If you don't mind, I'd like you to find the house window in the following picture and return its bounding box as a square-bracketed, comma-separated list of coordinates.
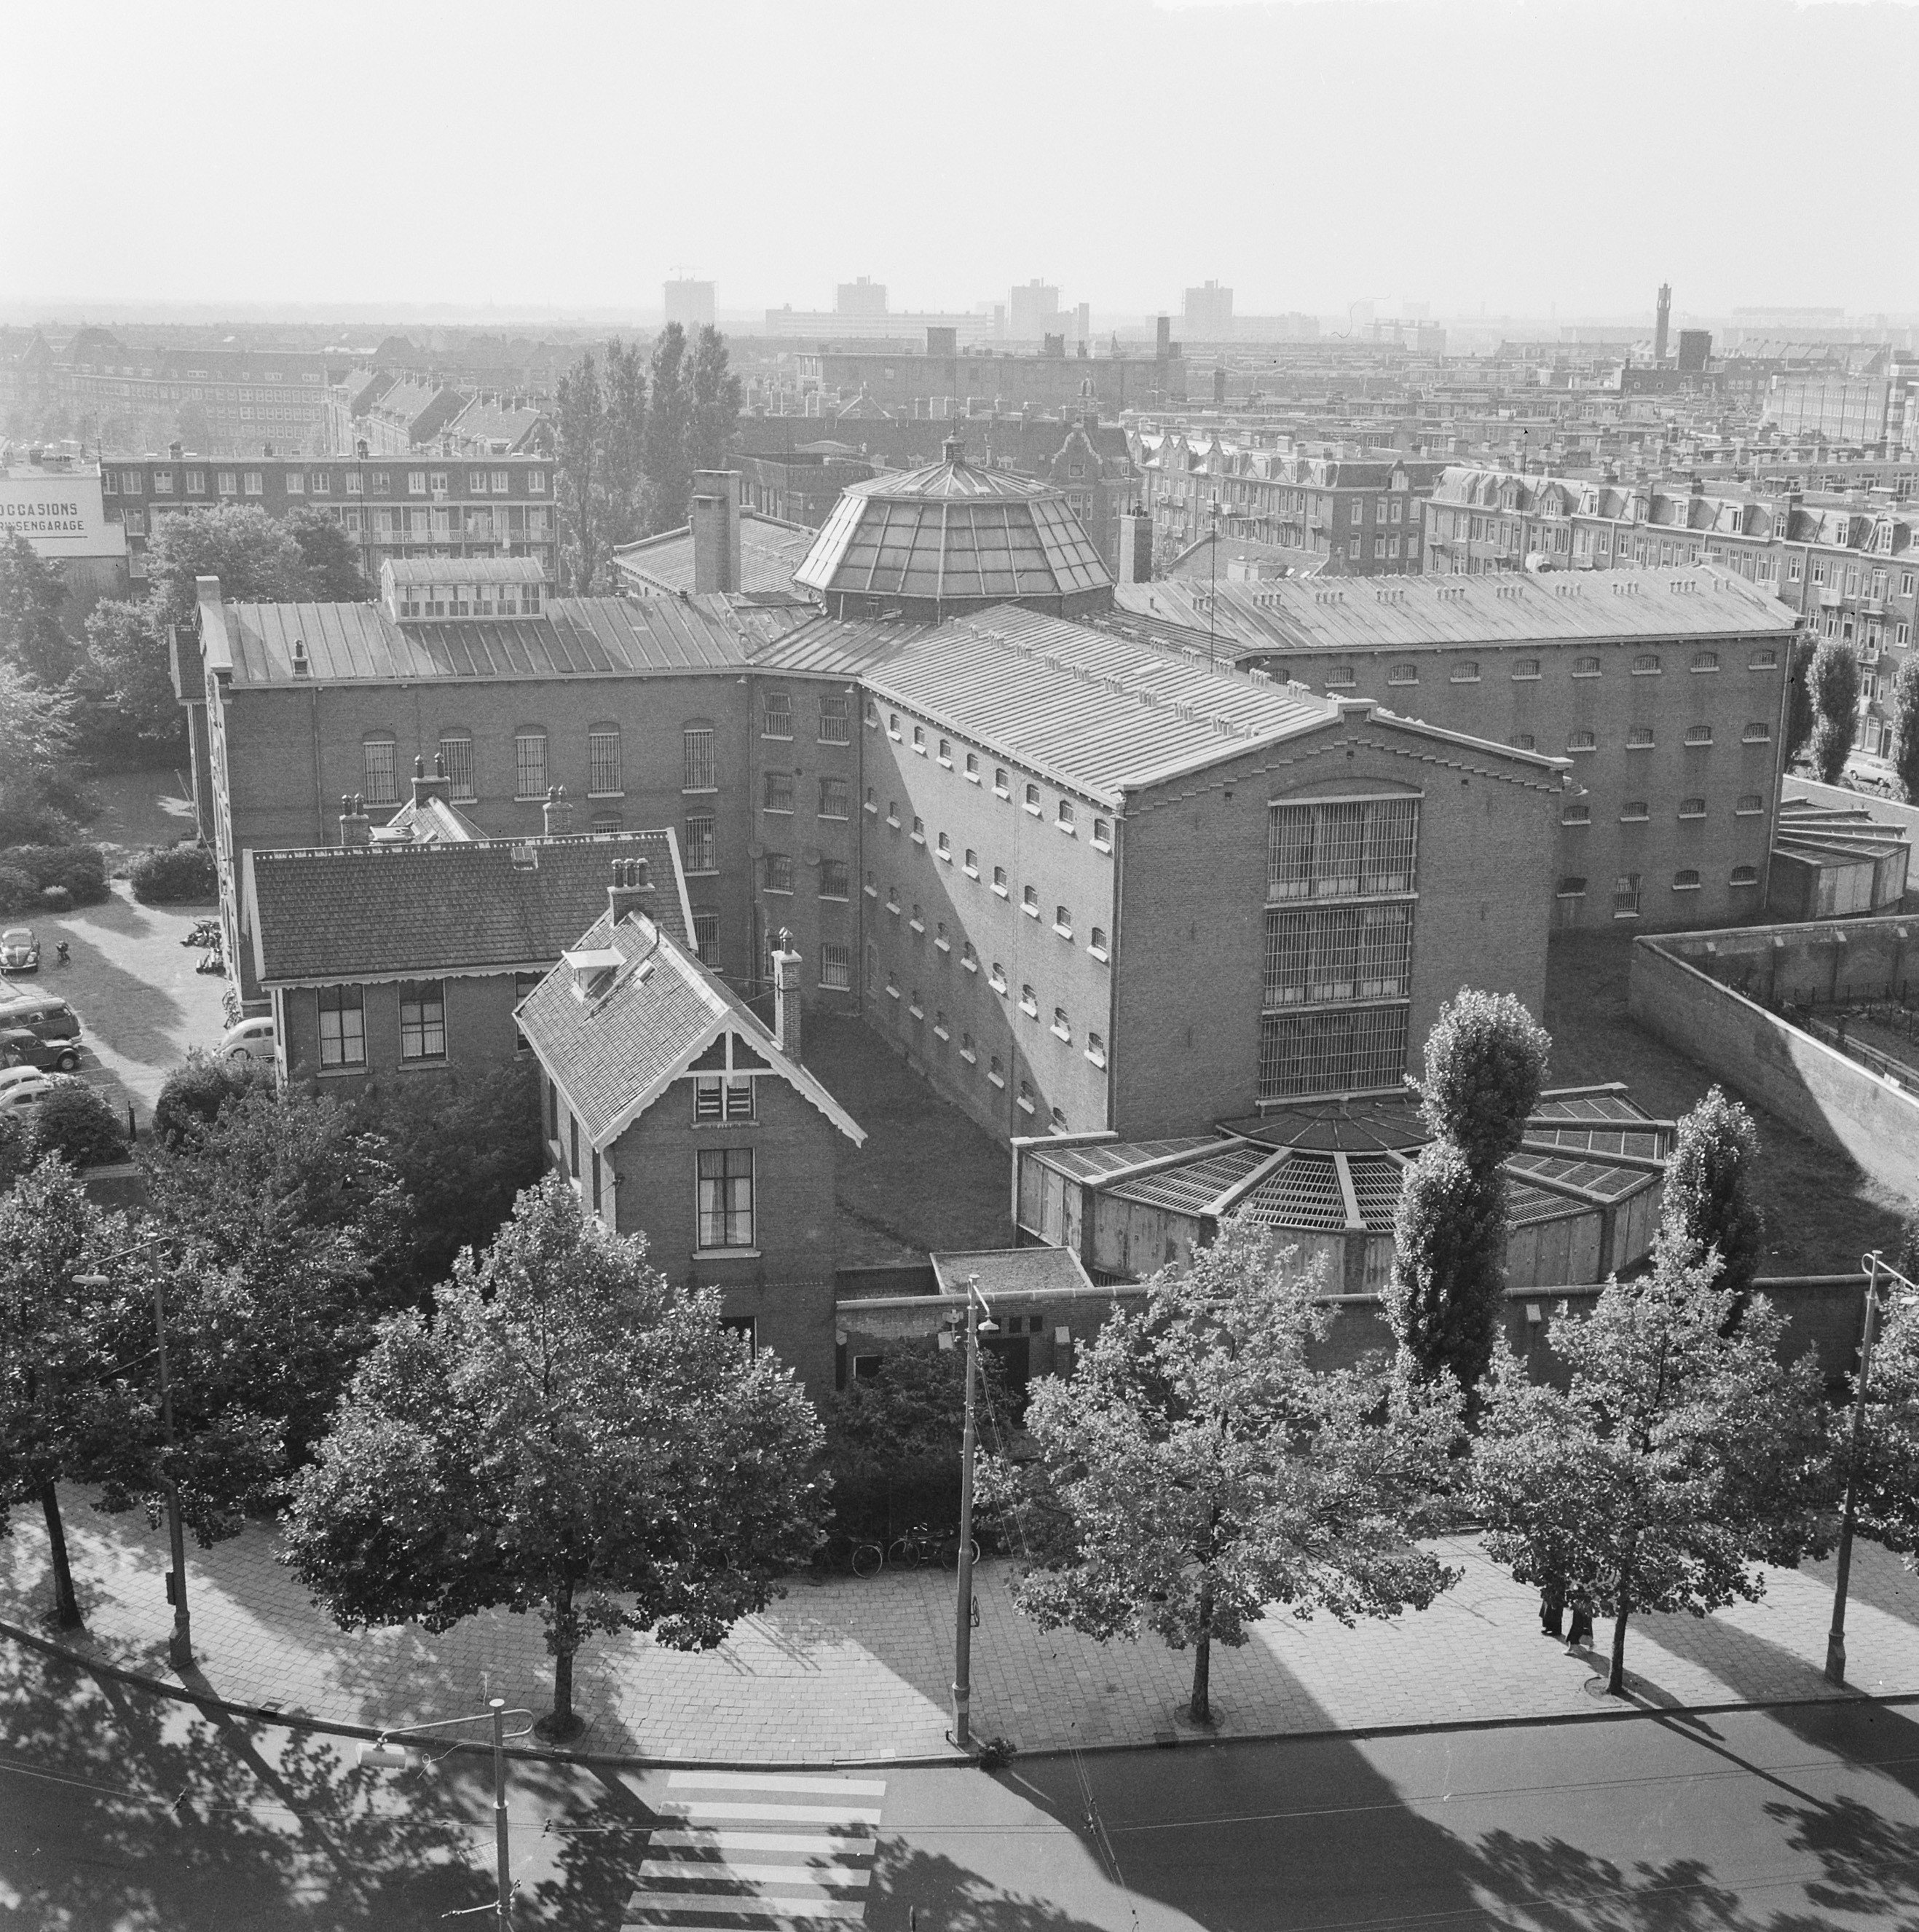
[1052, 1006, 1071, 1041]
[763, 693, 793, 738]
[570, 1114, 579, 1178]
[693, 911, 720, 964]
[363, 736, 398, 805]
[696, 1148, 755, 1250]
[244, 472, 264, 496]
[938, 739, 953, 767]
[1024, 783, 1041, 814]
[763, 853, 794, 894]
[683, 727, 716, 790]
[937, 831, 951, 860]
[1054, 905, 1072, 937]
[591, 1148, 602, 1213]
[1022, 886, 1040, 917]
[1056, 800, 1076, 832]
[1017, 1079, 1036, 1114]
[821, 943, 851, 990]
[695, 1075, 755, 1123]
[1092, 818, 1112, 851]
[993, 865, 1009, 895]
[398, 980, 446, 1060]
[819, 693, 851, 743]
[1020, 984, 1039, 1016]
[965, 752, 980, 781]
[763, 771, 795, 813]
[438, 734, 476, 800]
[588, 728, 622, 797]
[684, 813, 716, 872]
[994, 768, 1010, 798]
[913, 725, 927, 754]
[1086, 1030, 1107, 1068]
[317, 985, 365, 1069]
[819, 776, 848, 819]
[514, 731, 547, 800]
[820, 859, 849, 899]
[1089, 926, 1109, 959]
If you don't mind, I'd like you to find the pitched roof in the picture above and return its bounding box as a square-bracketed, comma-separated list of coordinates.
[371, 792, 487, 844]
[516, 912, 863, 1150]
[246, 830, 693, 987]
[930, 1247, 1095, 1301]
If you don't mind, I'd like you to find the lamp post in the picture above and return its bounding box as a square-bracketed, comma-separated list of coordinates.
[360, 1699, 532, 1929]
[1825, 1248, 1917, 1686]
[951, 1273, 995, 1751]
[73, 1236, 192, 1672]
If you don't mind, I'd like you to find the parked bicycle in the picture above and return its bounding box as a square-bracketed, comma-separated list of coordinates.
[850, 1539, 885, 1579]
[181, 920, 221, 949]
[886, 1523, 981, 1570]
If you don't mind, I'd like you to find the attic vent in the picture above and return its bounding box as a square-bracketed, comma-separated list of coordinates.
[511, 843, 538, 871]
[291, 638, 310, 674]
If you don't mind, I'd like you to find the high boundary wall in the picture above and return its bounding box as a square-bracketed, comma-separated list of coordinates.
[1629, 922, 1919, 1199]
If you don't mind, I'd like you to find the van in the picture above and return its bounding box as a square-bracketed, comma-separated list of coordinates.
[0, 991, 80, 1041]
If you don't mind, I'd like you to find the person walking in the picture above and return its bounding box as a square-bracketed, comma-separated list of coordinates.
[1564, 1591, 1593, 1652]
[1538, 1580, 1565, 1639]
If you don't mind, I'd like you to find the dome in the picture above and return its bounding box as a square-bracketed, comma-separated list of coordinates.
[792, 434, 1113, 621]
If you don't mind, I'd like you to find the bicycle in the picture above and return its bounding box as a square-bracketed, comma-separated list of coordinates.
[850, 1539, 885, 1579]
[887, 1523, 945, 1569]
[939, 1534, 982, 1570]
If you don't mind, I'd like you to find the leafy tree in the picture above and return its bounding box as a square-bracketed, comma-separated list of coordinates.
[554, 347, 604, 594]
[1891, 652, 1919, 803]
[1784, 636, 1816, 770]
[1411, 990, 1551, 1174]
[0, 1112, 32, 1193]
[1657, 1087, 1765, 1309]
[599, 338, 649, 556]
[82, 599, 181, 747]
[687, 326, 742, 478]
[641, 323, 693, 535]
[0, 661, 79, 827]
[283, 1177, 829, 1736]
[152, 1049, 269, 1148]
[140, 503, 313, 634]
[988, 1217, 1461, 1724]
[1851, 1287, 1919, 1561]
[29, 1081, 125, 1169]
[285, 508, 372, 602]
[1473, 1251, 1835, 1697]
[1384, 1141, 1510, 1397]
[1810, 637, 1860, 786]
[0, 531, 78, 685]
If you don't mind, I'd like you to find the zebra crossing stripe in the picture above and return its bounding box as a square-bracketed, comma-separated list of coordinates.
[623, 1772, 884, 1930]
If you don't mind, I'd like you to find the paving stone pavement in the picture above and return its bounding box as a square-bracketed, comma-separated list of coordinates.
[2, 1490, 1915, 1763]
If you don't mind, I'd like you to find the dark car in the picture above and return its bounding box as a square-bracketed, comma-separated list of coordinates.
[0, 991, 80, 1041]
[0, 1026, 81, 1073]
[0, 927, 39, 974]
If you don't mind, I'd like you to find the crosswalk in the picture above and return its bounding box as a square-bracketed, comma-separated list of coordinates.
[623, 1771, 886, 1928]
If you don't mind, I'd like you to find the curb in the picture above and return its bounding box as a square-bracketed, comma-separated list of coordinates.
[9, 1612, 1915, 1776]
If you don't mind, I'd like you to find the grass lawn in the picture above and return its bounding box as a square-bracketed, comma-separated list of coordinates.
[1544, 929, 1910, 1277]
[802, 1013, 1013, 1265]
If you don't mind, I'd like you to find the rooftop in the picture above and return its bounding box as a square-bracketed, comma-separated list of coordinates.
[611, 513, 821, 599]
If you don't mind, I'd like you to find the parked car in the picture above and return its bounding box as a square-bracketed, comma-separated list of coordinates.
[0, 1073, 55, 1117]
[220, 1015, 276, 1067]
[0, 927, 39, 974]
[0, 1027, 82, 1073]
[0, 992, 80, 1041]
[0, 1062, 47, 1097]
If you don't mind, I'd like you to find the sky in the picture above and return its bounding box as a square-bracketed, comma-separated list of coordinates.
[4, 0, 1915, 325]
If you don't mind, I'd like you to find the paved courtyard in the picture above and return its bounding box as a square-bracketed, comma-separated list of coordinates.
[3, 1490, 1914, 1765]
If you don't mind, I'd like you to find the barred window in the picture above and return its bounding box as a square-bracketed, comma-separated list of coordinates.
[819, 693, 851, 743]
[682, 726, 716, 790]
[1632, 654, 1662, 675]
[1749, 648, 1778, 670]
[1627, 726, 1655, 749]
[1612, 874, 1642, 917]
[1730, 864, 1760, 886]
[1450, 661, 1481, 683]
[1562, 801, 1591, 825]
[1620, 800, 1650, 822]
[763, 771, 795, 813]
[1742, 722, 1772, 743]
[684, 814, 716, 872]
[1556, 876, 1588, 898]
[363, 736, 398, 806]
[1684, 724, 1714, 745]
[1325, 663, 1356, 688]
[1735, 792, 1765, 815]
[763, 853, 793, 894]
[398, 980, 446, 1060]
[1679, 797, 1706, 819]
[1268, 797, 1418, 902]
[588, 727, 621, 796]
[1567, 730, 1596, 752]
[1572, 656, 1601, 677]
[819, 777, 848, 819]
[1673, 869, 1701, 891]
[819, 859, 849, 899]
[317, 985, 365, 1069]
[693, 912, 720, 965]
[1258, 1006, 1409, 1102]
[1387, 662, 1418, 685]
[438, 733, 476, 801]
[1263, 904, 1414, 1008]
[1690, 651, 1720, 673]
[1512, 658, 1541, 680]
[763, 693, 793, 739]
[820, 943, 851, 990]
[512, 731, 546, 800]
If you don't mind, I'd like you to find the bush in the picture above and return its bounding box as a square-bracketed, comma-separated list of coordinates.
[31, 1080, 126, 1168]
[0, 866, 37, 916]
[130, 843, 217, 906]
[0, 1112, 31, 1192]
[0, 843, 109, 906]
[153, 1049, 268, 1148]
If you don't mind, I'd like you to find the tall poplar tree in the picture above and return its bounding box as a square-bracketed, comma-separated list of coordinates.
[1810, 637, 1861, 786]
[687, 326, 743, 477]
[641, 323, 693, 535]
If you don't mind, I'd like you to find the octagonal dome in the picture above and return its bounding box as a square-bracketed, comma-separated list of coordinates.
[793, 435, 1113, 621]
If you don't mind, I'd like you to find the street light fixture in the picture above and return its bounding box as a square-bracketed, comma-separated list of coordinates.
[950, 1272, 995, 1751]
[73, 1234, 192, 1673]
[1824, 1247, 1918, 1686]
[359, 1698, 534, 1929]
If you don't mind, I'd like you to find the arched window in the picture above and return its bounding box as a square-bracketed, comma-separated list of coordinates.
[588, 722, 621, 797]
[1690, 650, 1719, 673]
[1632, 654, 1662, 675]
[1730, 865, 1760, 887]
[362, 733, 398, 805]
[436, 730, 475, 800]
[682, 722, 715, 791]
[1678, 797, 1706, 819]
[1673, 869, 1701, 891]
[1627, 726, 1655, 749]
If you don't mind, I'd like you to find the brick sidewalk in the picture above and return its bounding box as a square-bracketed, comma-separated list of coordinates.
[3, 1491, 1915, 1763]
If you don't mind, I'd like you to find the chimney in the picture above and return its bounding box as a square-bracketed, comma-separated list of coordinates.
[690, 470, 742, 594]
[168, 440, 183, 460]
[771, 927, 803, 1064]
[1156, 315, 1172, 358]
[542, 784, 572, 837]
[340, 794, 371, 845]
[411, 753, 451, 805]
[1116, 510, 1155, 584]
[607, 856, 654, 926]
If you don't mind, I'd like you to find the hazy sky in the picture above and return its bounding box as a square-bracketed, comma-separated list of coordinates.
[6, 0, 1914, 323]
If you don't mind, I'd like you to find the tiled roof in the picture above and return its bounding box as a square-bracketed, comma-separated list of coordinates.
[246, 830, 692, 987]
[516, 911, 863, 1150]
[371, 793, 487, 844]
[610, 514, 820, 599]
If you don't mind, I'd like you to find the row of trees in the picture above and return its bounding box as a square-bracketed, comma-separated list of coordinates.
[552, 323, 742, 594]
[1787, 631, 1919, 803]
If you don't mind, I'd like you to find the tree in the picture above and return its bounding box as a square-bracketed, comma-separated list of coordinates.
[28, 1081, 125, 1169]
[285, 508, 372, 602]
[139, 503, 313, 634]
[1891, 652, 1919, 803]
[1851, 1288, 1919, 1561]
[283, 1177, 828, 1736]
[152, 1049, 268, 1147]
[599, 338, 648, 556]
[1657, 1087, 1765, 1309]
[641, 323, 693, 535]
[687, 326, 742, 478]
[81, 599, 181, 748]
[1810, 637, 1861, 786]
[1473, 1251, 1835, 1698]
[1411, 988, 1551, 1174]
[1784, 636, 1817, 770]
[0, 661, 80, 833]
[988, 1217, 1461, 1725]
[0, 531, 78, 685]
[554, 347, 604, 596]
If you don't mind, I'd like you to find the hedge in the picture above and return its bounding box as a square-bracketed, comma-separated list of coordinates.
[130, 843, 218, 906]
[29, 1080, 126, 1169]
[0, 843, 110, 907]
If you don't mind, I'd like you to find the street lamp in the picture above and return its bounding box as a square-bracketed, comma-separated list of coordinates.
[950, 1273, 995, 1751]
[1824, 1248, 1918, 1686]
[73, 1234, 192, 1672]
[360, 1699, 533, 1929]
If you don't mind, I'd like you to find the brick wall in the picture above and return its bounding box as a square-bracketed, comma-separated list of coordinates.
[278, 971, 530, 1092]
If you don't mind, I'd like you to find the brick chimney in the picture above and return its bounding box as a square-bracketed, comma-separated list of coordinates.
[411, 753, 451, 805]
[607, 856, 654, 926]
[1116, 510, 1154, 584]
[690, 470, 742, 594]
[339, 794, 371, 845]
[542, 784, 572, 837]
[771, 926, 803, 1064]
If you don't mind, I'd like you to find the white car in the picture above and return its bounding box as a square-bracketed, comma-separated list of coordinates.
[220, 1015, 277, 1067]
[0, 1063, 46, 1098]
[0, 1073, 55, 1116]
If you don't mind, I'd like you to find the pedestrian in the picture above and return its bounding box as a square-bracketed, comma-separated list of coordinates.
[1538, 1580, 1564, 1639]
[1565, 1593, 1593, 1652]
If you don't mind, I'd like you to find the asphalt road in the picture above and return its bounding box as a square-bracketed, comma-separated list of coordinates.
[2, 1633, 1916, 1931]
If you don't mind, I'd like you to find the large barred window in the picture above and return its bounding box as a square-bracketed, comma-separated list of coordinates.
[1263, 903, 1413, 1008]
[1268, 797, 1418, 902]
[1260, 1007, 1411, 1103]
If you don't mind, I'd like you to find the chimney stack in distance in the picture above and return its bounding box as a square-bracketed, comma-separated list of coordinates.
[340, 794, 371, 846]
[690, 470, 742, 595]
[607, 856, 654, 926]
[771, 926, 803, 1064]
[411, 753, 451, 806]
[542, 785, 572, 837]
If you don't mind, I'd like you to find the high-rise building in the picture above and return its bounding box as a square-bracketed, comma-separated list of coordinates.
[665, 280, 717, 331]
[1183, 281, 1234, 337]
[835, 277, 888, 317]
[1008, 280, 1060, 340]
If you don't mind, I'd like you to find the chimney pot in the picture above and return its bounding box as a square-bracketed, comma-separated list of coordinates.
[771, 927, 803, 1063]
[542, 784, 572, 837]
[607, 855, 655, 926]
[341, 793, 371, 846]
